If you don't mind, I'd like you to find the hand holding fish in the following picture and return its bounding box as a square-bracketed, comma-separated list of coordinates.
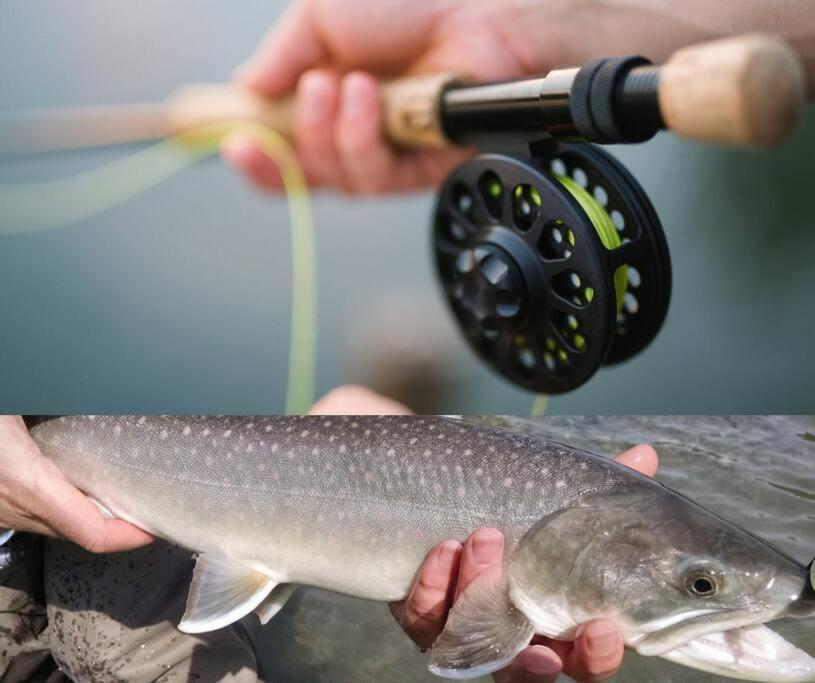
[0, 415, 153, 553]
[392, 445, 659, 682]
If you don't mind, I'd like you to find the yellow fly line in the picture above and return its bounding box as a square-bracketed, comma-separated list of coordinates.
[0, 122, 316, 414]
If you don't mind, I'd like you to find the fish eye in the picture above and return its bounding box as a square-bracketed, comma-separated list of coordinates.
[685, 571, 719, 597]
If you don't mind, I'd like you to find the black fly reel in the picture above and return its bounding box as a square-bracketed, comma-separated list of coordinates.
[433, 142, 671, 394]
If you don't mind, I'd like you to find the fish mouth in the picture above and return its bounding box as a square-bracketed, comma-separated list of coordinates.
[652, 624, 815, 682]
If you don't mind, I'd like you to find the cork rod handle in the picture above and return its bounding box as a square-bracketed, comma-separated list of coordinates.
[658, 34, 806, 148]
[167, 73, 457, 149]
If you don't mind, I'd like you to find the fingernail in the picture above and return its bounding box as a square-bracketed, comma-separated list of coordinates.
[517, 646, 562, 676]
[472, 528, 503, 564]
[301, 73, 328, 124]
[437, 540, 459, 569]
[343, 74, 368, 120]
[525, 658, 561, 676]
[586, 622, 619, 657]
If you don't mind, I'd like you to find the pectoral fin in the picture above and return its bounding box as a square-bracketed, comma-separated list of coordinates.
[429, 573, 534, 679]
[254, 583, 298, 624]
[179, 554, 278, 634]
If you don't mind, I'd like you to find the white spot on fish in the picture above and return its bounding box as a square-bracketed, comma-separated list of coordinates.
[312, 447, 319, 456]
[205, 456, 214, 466]
[300, 430, 310, 437]
[246, 423, 254, 430]
[160, 429, 168, 440]
[556, 480, 566, 489]
[525, 481, 534, 490]
[202, 428, 211, 437]
[271, 443, 279, 453]
[138, 417, 146, 425]
[247, 444, 254, 453]
[113, 425, 122, 435]
[434, 483, 443, 495]
[182, 426, 191, 436]
[387, 449, 395, 457]
[464, 449, 473, 456]
[224, 430, 232, 438]
[409, 438, 418, 445]
[475, 467, 484, 476]
[258, 462, 266, 472]
[265, 425, 274, 432]
[339, 444, 347, 454]
[323, 420, 332, 427]
[445, 448, 452, 455]
[424, 449, 431, 456]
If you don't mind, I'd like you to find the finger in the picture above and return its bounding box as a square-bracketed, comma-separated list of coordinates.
[614, 444, 659, 478]
[564, 618, 624, 682]
[221, 133, 284, 191]
[295, 69, 347, 189]
[336, 72, 402, 194]
[493, 645, 563, 683]
[390, 539, 462, 649]
[455, 527, 504, 601]
[236, 2, 327, 96]
[30, 456, 154, 553]
[309, 385, 413, 415]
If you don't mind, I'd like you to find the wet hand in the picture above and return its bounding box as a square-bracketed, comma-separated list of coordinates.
[0, 416, 153, 553]
[391, 444, 659, 682]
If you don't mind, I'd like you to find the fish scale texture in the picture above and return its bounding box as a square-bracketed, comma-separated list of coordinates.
[32, 416, 631, 601]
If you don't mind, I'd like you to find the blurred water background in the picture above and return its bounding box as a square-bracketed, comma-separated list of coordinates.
[245, 415, 815, 682]
[1, 0, 814, 414]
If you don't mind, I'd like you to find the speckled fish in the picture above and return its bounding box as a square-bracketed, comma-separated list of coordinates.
[30, 416, 815, 681]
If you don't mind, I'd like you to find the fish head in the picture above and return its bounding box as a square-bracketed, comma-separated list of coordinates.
[509, 485, 815, 681]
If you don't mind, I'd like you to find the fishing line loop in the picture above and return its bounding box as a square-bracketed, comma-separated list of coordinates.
[0, 122, 316, 414]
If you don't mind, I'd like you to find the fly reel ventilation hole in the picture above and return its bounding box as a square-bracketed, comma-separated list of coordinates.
[433, 143, 671, 394]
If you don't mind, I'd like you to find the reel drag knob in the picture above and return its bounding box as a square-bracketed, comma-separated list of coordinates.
[433, 146, 670, 394]
[452, 244, 525, 338]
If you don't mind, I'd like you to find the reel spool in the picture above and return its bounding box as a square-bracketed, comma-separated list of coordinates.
[433, 142, 671, 394]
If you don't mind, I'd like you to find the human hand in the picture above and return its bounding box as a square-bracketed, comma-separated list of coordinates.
[390, 444, 659, 682]
[222, 0, 766, 195]
[223, 0, 529, 194]
[0, 416, 153, 553]
[309, 384, 412, 415]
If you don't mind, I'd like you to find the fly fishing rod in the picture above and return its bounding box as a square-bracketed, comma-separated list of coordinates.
[0, 34, 806, 395]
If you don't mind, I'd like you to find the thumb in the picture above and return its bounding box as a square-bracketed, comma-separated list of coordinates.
[236, 2, 327, 96]
[31, 456, 153, 553]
